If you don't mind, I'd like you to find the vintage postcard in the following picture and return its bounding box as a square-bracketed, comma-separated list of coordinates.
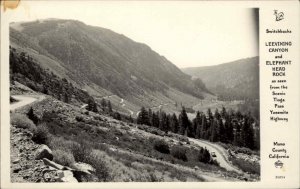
[1, 0, 299, 188]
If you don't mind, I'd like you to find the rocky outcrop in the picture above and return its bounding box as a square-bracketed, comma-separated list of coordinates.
[10, 126, 54, 182]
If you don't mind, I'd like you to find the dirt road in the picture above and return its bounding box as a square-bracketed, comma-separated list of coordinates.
[189, 138, 242, 174]
[10, 95, 41, 111]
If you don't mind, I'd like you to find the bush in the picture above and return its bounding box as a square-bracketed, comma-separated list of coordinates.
[53, 149, 75, 166]
[198, 148, 212, 164]
[153, 139, 170, 154]
[11, 113, 37, 132]
[85, 153, 112, 181]
[32, 123, 49, 144]
[70, 140, 92, 162]
[75, 116, 84, 122]
[27, 107, 39, 124]
[230, 157, 260, 175]
[48, 136, 76, 152]
[171, 146, 187, 161]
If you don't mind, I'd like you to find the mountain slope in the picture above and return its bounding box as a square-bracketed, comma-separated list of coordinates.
[10, 19, 210, 109]
[182, 57, 259, 100]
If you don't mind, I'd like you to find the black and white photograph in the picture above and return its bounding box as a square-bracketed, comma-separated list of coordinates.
[7, 1, 261, 183]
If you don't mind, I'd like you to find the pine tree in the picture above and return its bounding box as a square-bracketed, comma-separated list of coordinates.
[107, 100, 113, 113]
[221, 106, 227, 118]
[87, 98, 98, 113]
[151, 112, 160, 128]
[193, 111, 202, 138]
[241, 116, 255, 149]
[101, 98, 107, 111]
[200, 115, 208, 139]
[170, 113, 179, 133]
[214, 108, 221, 120]
[159, 111, 168, 131]
[210, 119, 219, 142]
[148, 109, 153, 126]
[178, 107, 190, 135]
[64, 92, 69, 103]
[137, 107, 149, 125]
[207, 108, 213, 121]
[128, 115, 134, 123]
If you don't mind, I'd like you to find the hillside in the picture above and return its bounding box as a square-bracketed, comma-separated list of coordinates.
[10, 19, 210, 111]
[9, 42, 260, 183]
[182, 57, 259, 100]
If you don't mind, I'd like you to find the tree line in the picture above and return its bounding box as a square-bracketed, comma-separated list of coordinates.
[137, 106, 259, 150]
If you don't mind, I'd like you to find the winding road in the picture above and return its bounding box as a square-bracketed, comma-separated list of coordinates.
[10, 95, 41, 111]
[189, 138, 242, 174]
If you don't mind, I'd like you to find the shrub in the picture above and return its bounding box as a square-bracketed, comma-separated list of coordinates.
[230, 157, 260, 175]
[70, 140, 92, 162]
[48, 136, 76, 151]
[85, 153, 112, 181]
[75, 115, 84, 122]
[27, 107, 39, 124]
[198, 147, 211, 164]
[53, 149, 75, 166]
[11, 113, 37, 132]
[171, 146, 187, 161]
[32, 123, 49, 144]
[153, 139, 170, 154]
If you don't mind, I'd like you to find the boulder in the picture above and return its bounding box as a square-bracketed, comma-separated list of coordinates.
[35, 145, 53, 160]
[12, 158, 20, 164]
[71, 162, 96, 182]
[56, 170, 78, 182]
[71, 162, 95, 174]
[42, 158, 64, 170]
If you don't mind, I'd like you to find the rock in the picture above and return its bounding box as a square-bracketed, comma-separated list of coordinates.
[71, 162, 95, 174]
[12, 158, 20, 164]
[23, 175, 30, 179]
[13, 166, 22, 173]
[42, 158, 63, 170]
[56, 170, 78, 182]
[194, 166, 199, 170]
[44, 172, 51, 181]
[35, 145, 53, 160]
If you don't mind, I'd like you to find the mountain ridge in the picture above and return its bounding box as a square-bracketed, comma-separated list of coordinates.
[10, 19, 211, 110]
[182, 57, 259, 100]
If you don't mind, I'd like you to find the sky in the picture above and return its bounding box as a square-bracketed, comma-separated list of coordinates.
[7, 1, 259, 68]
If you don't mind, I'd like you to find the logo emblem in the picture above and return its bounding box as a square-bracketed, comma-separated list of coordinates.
[274, 10, 284, 21]
[274, 160, 284, 168]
